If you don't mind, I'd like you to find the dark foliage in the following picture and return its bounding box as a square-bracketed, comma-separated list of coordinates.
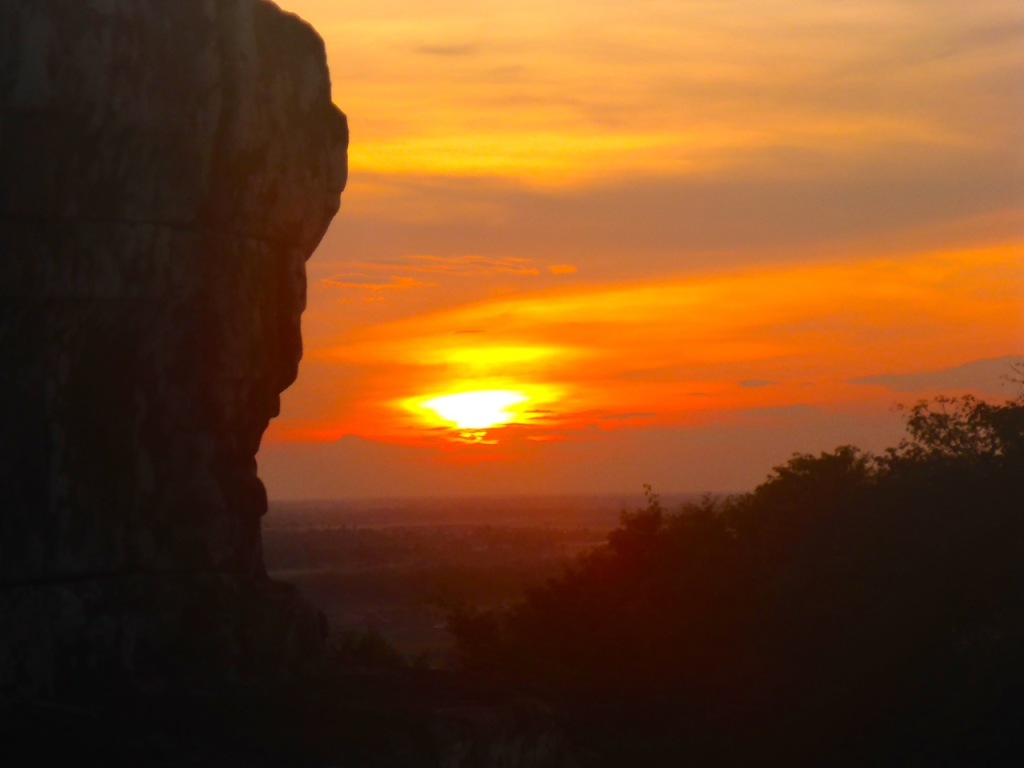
[332, 627, 408, 669]
[449, 396, 1024, 765]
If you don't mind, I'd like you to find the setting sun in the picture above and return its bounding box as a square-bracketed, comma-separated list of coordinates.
[416, 389, 530, 430]
[261, 0, 1024, 499]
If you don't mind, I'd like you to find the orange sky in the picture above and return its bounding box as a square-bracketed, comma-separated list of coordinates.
[258, 0, 1024, 499]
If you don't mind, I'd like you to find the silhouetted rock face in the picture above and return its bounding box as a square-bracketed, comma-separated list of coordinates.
[0, 0, 347, 690]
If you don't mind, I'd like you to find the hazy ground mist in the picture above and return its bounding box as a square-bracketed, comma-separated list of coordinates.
[264, 494, 701, 663]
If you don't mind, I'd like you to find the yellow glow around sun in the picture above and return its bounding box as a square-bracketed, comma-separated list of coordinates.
[396, 381, 565, 443]
[418, 389, 528, 430]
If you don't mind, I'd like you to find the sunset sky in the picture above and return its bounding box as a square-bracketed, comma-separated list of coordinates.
[258, 0, 1024, 499]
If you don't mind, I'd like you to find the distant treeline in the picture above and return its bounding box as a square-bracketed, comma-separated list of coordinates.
[448, 395, 1024, 765]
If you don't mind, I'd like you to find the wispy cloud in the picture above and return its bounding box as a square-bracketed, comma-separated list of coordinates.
[324, 243, 1022, 437]
[314, 254, 577, 311]
[403, 254, 541, 276]
[548, 264, 578, 275]
[320, 254, 571, 284]
[415, 43, 478, 57]
[600, 412, 658, 421]
[851, 355, 1024, 395]
[320, 274, 430, 302]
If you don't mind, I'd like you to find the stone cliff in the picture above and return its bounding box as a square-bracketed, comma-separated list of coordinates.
[0, 0, 347, 690]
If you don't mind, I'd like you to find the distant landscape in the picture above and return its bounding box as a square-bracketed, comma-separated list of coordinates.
[264, 493, 705, 665]
[269, 394, 1024, 764]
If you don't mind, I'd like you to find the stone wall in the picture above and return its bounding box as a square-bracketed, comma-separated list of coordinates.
[0, 0, 347, 691]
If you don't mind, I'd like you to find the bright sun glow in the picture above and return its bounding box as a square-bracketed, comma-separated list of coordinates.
[418, 390, 529, 430]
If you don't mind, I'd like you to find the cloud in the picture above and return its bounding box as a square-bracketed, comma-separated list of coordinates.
[336, 148, 1024, 283]
[404, 254, 541, 276]
[309, 252, 579, 315]
[415, 43, 478, 57]
[321, 243, 1022, 439]
[324, 255, 547, 280]
[548, 264, 578, 275]
[320, 274, 430, 301]
[850, 355, 1024, 396]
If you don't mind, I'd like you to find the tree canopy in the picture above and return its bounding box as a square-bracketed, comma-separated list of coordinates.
[449, 395, 1024, 765]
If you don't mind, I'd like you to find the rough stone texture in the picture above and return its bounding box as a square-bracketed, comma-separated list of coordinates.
[0, 0, 347, 691]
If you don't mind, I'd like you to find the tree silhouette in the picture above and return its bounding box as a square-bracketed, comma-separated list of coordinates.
[449, 394, 1024, 763]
